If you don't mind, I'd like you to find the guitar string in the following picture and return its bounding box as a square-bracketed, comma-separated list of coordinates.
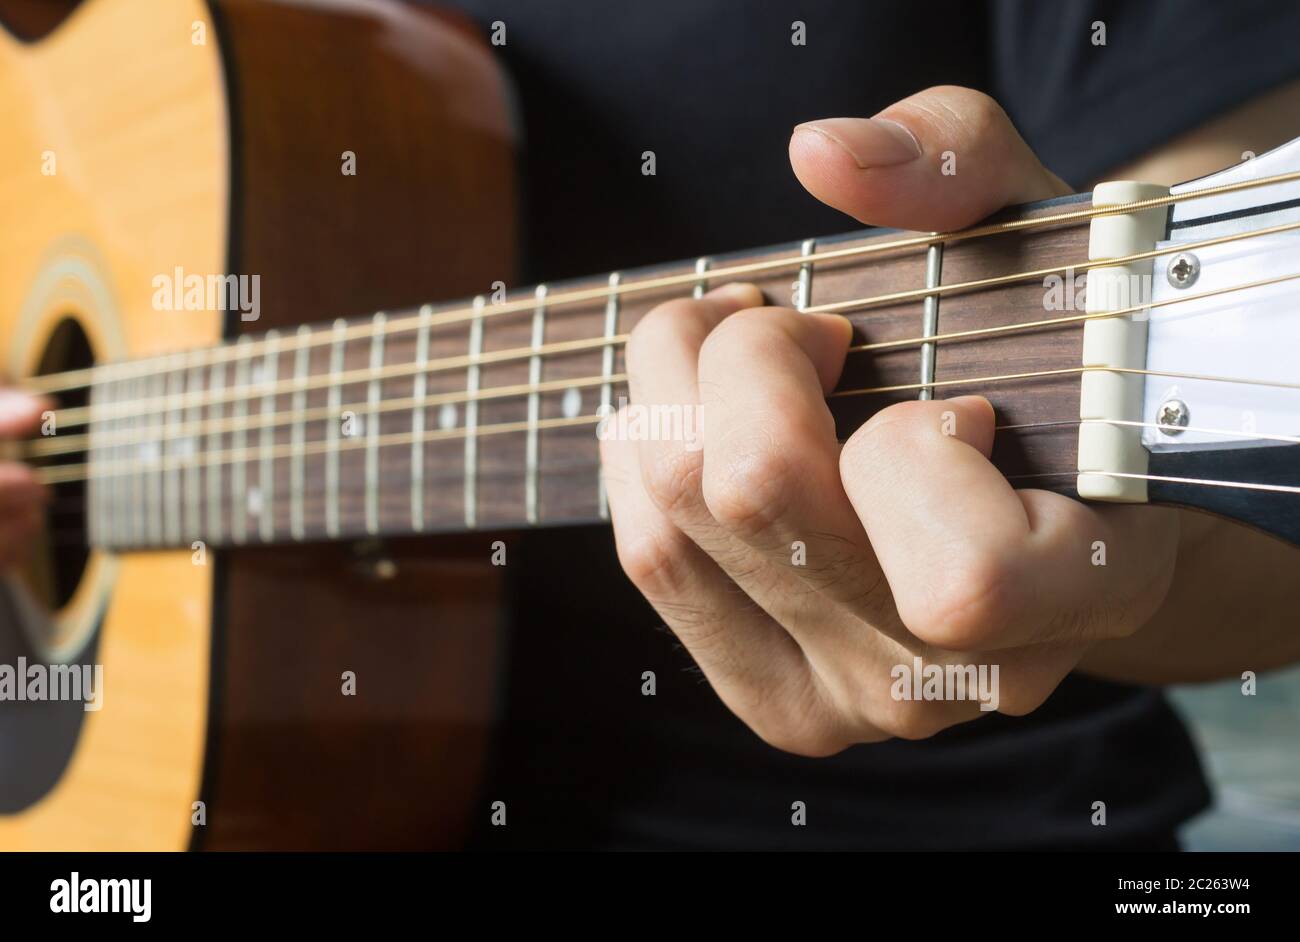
[38, 460, 620, 548]
[48, 463, 1300, 551]
[50, 413, 1300, 498]
[37, 218, 1300, 430]
[1005, 470, 1300, 496]
[49, 332, 629, 429]
[34, 362, 1300, 487]
[830, 363, 1300, 399]
[850, 270, 1300, 354]
[30, 373, 622, 457]
[37, 413, 602, 485]
[29, 267, 1300, 457]
[1001, 416, 1300, 446]
[22, 167, 1300, 397]
[60, 413, 1300, 550]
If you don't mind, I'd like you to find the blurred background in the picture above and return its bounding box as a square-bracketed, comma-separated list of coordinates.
[1174, 666, 1300, 850]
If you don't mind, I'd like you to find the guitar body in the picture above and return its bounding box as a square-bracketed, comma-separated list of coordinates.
[0, 0, 515, 849]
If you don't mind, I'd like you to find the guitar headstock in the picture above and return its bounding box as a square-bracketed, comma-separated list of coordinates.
[1086, 137, 1300, 544]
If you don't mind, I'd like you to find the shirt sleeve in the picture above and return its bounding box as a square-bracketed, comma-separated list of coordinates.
[988, 0, 1300, 187]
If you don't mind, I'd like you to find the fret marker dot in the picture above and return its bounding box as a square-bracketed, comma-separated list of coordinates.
[439, 402, 458, 430]
[562, 387, 582, 419]
[247, 487, 263, 516]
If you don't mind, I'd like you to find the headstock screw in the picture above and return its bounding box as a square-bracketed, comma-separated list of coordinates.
[1157, 398, 1190, 434]
[1166, 253, 1200, 289]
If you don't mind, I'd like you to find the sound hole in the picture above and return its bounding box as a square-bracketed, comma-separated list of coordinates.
[25, 317, 93, 613]
[0, 316, 99, 812]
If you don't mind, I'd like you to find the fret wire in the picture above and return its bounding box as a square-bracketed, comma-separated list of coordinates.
[918, 241, 943, 401]
[206, 359, 226, 544]
[597, 272, 621, 521]
[121, 376, 134, 545]
[693, 256, 710, 300]
[324, 320, 346, 538]
[131, 374, 147, 546]
[230, 336, 252, 544]
[105, 376, 121, 547]
[102, 381, 114, 545]
[86, 380, 101, 546]
[99, 378, 112, 546]
[365, 312, 387, 535]
[797, 239, 815, 312]
[94, 380, 108, 546]
[410, 304, 432, 532]
[149, 369, 166, 546]
[184, 356, 204, 543]
[114, 377, 126, 546]
[116, 376, 131, 547]
[464, 296, 486, 530]
[290, 324, 311, 541]
[163, 366, 184, 546]
[257, 331, 280, 543]
[526, 287, 547, 525]
[32, 165, 1300, 399]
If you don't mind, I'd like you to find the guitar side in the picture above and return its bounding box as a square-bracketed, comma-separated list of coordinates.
[0, 0, 518, 849]
[0, 0, 224, 850]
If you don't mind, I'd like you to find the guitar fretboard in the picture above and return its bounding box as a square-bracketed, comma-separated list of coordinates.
[70, 198, 1092, 550]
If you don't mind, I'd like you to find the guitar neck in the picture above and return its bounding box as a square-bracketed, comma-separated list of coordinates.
[72, 192, 1093, 551]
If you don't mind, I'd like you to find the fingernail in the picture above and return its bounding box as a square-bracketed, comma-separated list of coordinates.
[705, 283, 765, 307]
[794, 117, 921, 169]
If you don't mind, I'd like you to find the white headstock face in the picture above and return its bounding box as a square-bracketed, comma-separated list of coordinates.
[1102, 139, 1300, 543]
[1144, 139, 1300, 454]
[1075, 140, 1300, 541]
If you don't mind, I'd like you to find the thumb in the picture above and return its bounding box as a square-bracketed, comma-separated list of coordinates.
[789, 85, 1071, 232]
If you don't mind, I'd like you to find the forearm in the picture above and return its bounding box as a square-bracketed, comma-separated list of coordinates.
[1079, 509, 1300, 684]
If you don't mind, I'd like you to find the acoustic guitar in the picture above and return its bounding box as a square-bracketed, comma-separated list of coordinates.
[1, 0, 1297, 850]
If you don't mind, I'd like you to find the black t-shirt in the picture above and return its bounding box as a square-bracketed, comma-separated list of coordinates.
[434, 0, 1300, 849]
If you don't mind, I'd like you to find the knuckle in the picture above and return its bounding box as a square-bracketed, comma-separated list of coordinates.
[922, 85, 1010, 137]
[995, 679, 1053, 718]
[955, 86, 1008, 131]
[897, 554, 1015, 650]
[871, 687, 957, 741]
[702, 446, 792, 539]
[816, 662, 947, 743]
[736, 674, 858, 758]
[626, 298, 711, 369]
[806, 536, 878, 598]
[840, 401, 928, 475]
[698, 305, 774, 352]
[614, 526, 692, 599]
[641, 446, 704, 517]
[697, 308, 801, 378]
[748, 711, 850, 758]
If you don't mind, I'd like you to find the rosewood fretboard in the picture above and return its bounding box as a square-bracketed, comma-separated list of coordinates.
[58, 193, 1094, 550]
